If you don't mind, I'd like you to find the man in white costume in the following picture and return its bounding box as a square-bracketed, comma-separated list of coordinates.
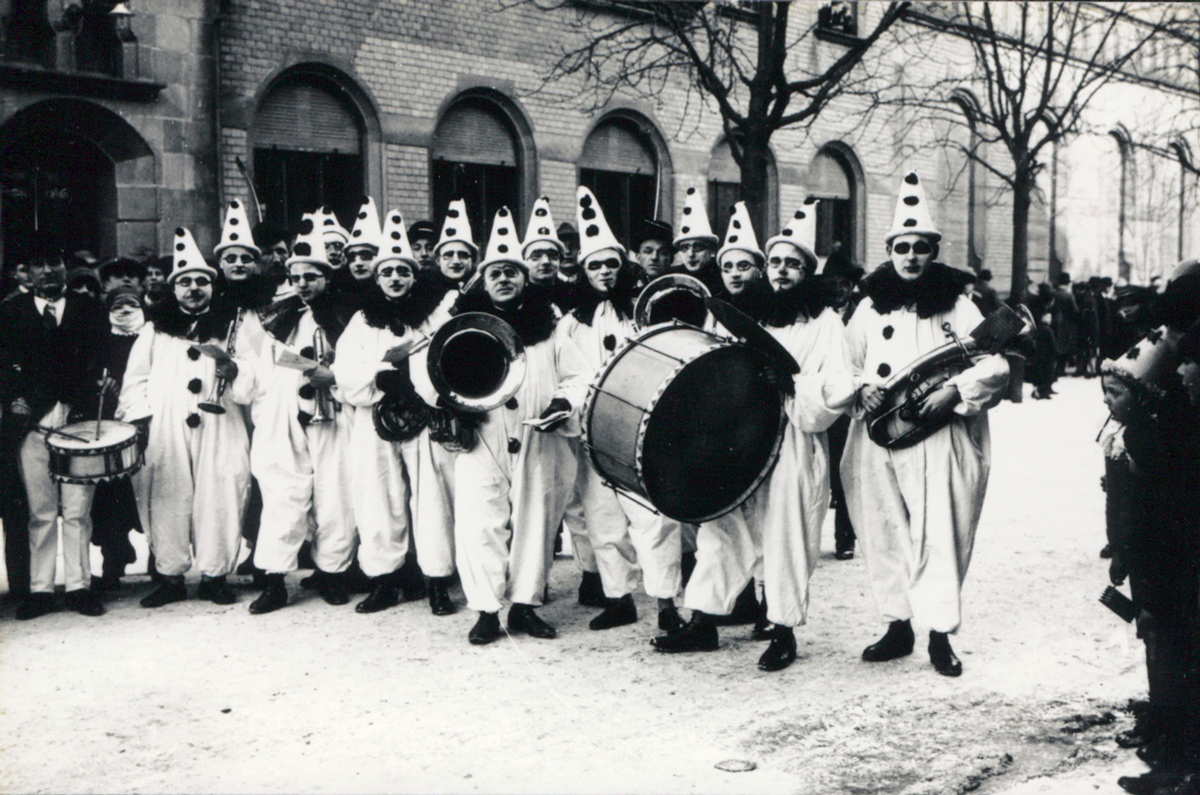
[450, 206, 590, 645]
[119, 227, 257, 607]
[841, 171, 1009, 677]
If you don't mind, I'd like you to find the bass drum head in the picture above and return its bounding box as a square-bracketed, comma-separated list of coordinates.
[641, 345, 784, 523]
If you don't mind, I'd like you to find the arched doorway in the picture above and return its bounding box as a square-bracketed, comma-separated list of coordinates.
[808, 143, 865, 265]
[252, 66, 369, 234]
[0, 99, 153, 267]
[579, 110, 672, 250]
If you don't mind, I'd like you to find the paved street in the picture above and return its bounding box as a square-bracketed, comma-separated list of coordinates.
[0, 375, 1153, 794]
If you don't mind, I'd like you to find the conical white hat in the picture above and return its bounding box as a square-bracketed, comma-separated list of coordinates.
[674, 186, 718, 247]
[213, 199, 260, 257]
[169, 227, 217, 283]
[435, 199, 478, 255]
[717, 201, 763, 264]
[317, 206, 349, 244]
[286, 213, 332, 270]
[478, 207, 526, 275]
[765, 198, 819, 268]
[576, 186, 625, 262]
[375, 208, 419, 270]
[886, 170, 941, 243]
[521, 196, 565, 258]
[347, 196, 383, 251]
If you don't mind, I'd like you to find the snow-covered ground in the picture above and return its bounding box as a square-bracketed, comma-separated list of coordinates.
[0, 376, 1153, 794]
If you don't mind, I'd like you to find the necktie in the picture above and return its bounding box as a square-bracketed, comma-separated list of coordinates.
[42, 302, 57, 330]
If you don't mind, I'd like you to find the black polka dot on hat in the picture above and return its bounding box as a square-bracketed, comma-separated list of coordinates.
[499, 208, 509, 217]
[352, 230, 362, 237]
[883, 325, 894, 339]
[682, 226, 691, 234]
[188, 378, 202, 394]
[299, 218, 314, 235]
[905, 173, 919, 185]
[176, 228, 185, 236]
[498, 244, 509, 253]
[683, 206, 692, 215]
[580, 194, 592, 208]
[186, 413, 201, 428]
[508, 437, 521, 454]
[877, 363, 892, 378]
[604, 334, 616, 351]
[729, 235, 738, 243]
[324, 218, 334, 226]
[782, 229, 793, 236]
[391, 231, 401, 240]
[586, 224, 599, 237]
[447, 208, 460, 218]
[539, 227, 549, 235]
[904, 195, 919, 206]
[687, 187, 696, 195]
[231, 200, 240, 209]
[229, 233, 239, 241]
[178, 259, 188, 268]
[729, 206, 737, 215]
[358, 211, 368, 219]
[1127, 345, 1141, 360]
[732, 220, 741, 229]
[392, 246, 402, 253]
[446, 227, 456, 236]
[294, 242, 311, 257]
[298, 384, 316, 400]
[535, 207, 547, 217]
[188, 347, 200, 361]
[498, 227, 509, 236]
[392, 215, 401, 223]
[903, 218, 917, 227]
[230, 217, 239, 226]
[582, 208, 596, 221]
[505, 397, 518, 410]
[176, 243, 185, 252]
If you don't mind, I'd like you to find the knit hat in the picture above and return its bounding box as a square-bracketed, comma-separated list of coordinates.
[1102, 326, 1179, 401]
[576, 186, 626, 262]
[286, 213, 333, 272]
[213, 199, 261, 257]
[435, 199, 478, 256]
[375, 208, 419, 271]
[717, 201, 764, 265]
[886, 171, 941, 243]
[765, 198, 819, 270]
[168, 227, 217, 283]
[674, 186, 718, 247]
[347, 196, 383, 252]
[478, 206, 526, 274]
[104, 284, 143, 312]
[521, 196, 565, 259]
[316, 206, 349, 245]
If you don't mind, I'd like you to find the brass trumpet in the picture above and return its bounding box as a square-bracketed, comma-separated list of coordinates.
[197, 310, 244, 415]
[307, 326, 339, 424]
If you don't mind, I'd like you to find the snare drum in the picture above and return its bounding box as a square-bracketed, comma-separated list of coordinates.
[45, 420, 143, 485]
[584, 325, 785, 523]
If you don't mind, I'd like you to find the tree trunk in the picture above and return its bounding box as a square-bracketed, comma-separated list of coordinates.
[739, 133, 772, 242]
[1010, 171, 1032, 298]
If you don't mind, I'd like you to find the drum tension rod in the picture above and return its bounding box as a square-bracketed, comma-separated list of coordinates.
[600, 479, 659, 515]
[625, 337, 687, 365]
[589, 385, 646, 413]
[579, 440, 636, 471]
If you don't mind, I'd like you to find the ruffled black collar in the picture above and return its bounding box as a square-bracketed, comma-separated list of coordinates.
[763, 277, 831, 328]
[715, 278, 773, 325]
[569, 266, 639, 326]
[452, 289, 558, 346]
[360, 274, 450, 337]
[217, 272, 277, 312]
[862, 262, 970, 318]
[147, 297, 238, 342]
[261, 290, 358, 347]
[526, 280, 577, 315]
[669, 262, 724, 298]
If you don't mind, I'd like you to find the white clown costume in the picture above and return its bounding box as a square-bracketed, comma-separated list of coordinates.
[118, 228, 257, 580]
[450, 207, 590, 618]
[840, 172, 1009, 636]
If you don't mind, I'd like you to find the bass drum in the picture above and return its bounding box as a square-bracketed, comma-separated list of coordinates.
[584, 325, 785, 524]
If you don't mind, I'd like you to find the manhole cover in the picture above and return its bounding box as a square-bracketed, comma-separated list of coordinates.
[715, 760, 757, 773]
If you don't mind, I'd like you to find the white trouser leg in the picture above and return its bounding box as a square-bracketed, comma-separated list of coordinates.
[252, 430, 312, 574]
[351, 413, 410, 578]
[405, 432, 456, 578]
[193, 423, 249, 578]
[563, 441, 596, 573]
[454, 446, 512, 613]
[620, 493, 681, 600]
[309, 419, 356, 574]
[581, 459, 639, 598]
[683, 504, 757, 616]
[20, 428, 96, 593]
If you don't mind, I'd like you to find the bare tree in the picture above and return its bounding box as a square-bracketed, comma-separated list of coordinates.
[889, 2, 1173, 294]
[523, 0, 909, 234]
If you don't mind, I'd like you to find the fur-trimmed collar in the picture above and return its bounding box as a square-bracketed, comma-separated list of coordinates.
[217, 272, 277, 312]
[360, 274, 450, 336]
[569, 267, 639, 326]
[262, 290, 358, 347]
[862, 262, 970, 318]
[669, 262, 724, 297]
[526, 280, 576, 315]
[763, 277, 831, 328]
[716, 278, 773, 325]
[147, 297, 238, 343]
[452, 289, 558, 347]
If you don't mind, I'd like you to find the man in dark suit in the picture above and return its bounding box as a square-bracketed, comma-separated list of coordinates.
[0, 245, 108, 619]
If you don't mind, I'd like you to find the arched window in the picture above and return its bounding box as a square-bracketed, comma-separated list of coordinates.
[432, 96, 523, 243]
[1109, 125, 1132, 281]
[807, 144, 864, 263]
[253, 69, 366, 234]
[579, 115, 660, 248]
[707, 139, 777, 242]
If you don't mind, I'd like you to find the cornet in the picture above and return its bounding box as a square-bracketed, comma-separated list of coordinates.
[307, 326, 339, 424]
[197, 310, 244, 414]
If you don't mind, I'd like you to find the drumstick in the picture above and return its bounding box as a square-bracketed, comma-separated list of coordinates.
[36, 426, 92, 443]
[95, 367, 108, 441]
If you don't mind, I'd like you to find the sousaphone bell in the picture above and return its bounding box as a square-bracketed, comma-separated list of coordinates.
[427, 312, 526, 413]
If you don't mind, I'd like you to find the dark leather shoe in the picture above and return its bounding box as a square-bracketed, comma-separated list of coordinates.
[652, 612, 719, 653]
[140, 577, 187, 608]
[862, 619, 914, 662]
[1118, 767, 1189, 795]
[428, 577, 456, 616]
[249, 574, 288, 614]
[356, 576, 401, 614]
[15, 592, 57, 621]
[751, 594, 772, 640]
[713, 582, 758, 626]
[235, 557, 258, 576]
[65, 588, 105, 617]
[577, 570, 605, 608]
[316, 572, 349, 606]
[507, 604, 556, 639]
[929, 630, 963, 677]
[198, 576, 237, 605]
[758, 626, 797, 672]
[469, 611, 502, 645]
[658, 604, 685, 633]
[834, 548, 855, 561]
[589, 594, 637, 630]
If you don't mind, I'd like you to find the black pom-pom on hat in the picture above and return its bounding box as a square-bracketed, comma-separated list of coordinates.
[175, 227, 185, 236]
[681, 226, 690, 234]
[358, 210, 368, 220]
[391, 231, 401, 240]
[782, 229, 793, 236]
[903, 219, 917, 227]
[229, 233, 239, 241]
[904, 196, 920, 206]
[580, 194, 592, 209]
[535, 207, 547, 217]
[294, 242, 312, 257]
[231, 200, 240, 209]
[582, 208, 596, 221]
[732, 220, 741, 229]
[446, 227, 457, 236]
[299, 218, 315, 235]
[447, 208, 460, 218]
[729, 235, 738, 243]
[683, 206, 692, 215]
[176, 243, 185, 252]
[498, 244, 509, 253]
[586, 225, 599, 237]
[687, 187, 696, 195]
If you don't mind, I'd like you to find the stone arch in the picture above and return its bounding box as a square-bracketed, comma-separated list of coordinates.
[808, 140, 866, 264]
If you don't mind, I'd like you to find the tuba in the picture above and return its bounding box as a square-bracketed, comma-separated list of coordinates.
[426, 312, 526, 413]
[634, 274, 711, 330]
[307, 326, 339, 424]
[865, 303, 1034, 450]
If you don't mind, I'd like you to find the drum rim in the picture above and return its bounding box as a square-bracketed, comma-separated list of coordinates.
[44, 421, 139, 455]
